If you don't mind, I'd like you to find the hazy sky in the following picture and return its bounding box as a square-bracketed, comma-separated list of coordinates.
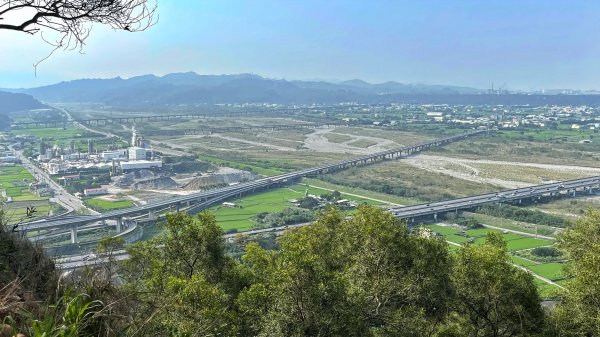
[2, 0, 600, 89]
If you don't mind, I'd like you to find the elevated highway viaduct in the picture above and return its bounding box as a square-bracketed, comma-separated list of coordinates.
[54, 176, 600, 270]
[11, 106, 350, 129]
[390, 176, 600, 221]
[20, 130, 486, 242]
[111, 123, 342, 137]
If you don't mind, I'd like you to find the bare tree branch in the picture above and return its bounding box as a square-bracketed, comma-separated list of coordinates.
[0, 0, 157, 50]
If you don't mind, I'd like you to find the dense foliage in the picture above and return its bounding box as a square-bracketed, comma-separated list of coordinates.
[117, 206, 544, 336]
[319, 174, 456, 201]
[551, 209, 600, 336]
[256, 207, 314, 227]
[3, 206, 600, 336]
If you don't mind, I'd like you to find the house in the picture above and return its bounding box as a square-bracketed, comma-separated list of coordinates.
[58, 174, 81, 184]
[83, 187, 108, 197]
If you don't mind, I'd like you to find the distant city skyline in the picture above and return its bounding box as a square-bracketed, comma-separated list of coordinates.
[2, 0, 600, 90]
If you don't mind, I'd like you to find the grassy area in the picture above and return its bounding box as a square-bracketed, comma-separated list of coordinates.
[528, 263, 565, 281]
[0, 165, 43, 200]
[305, 178, 420, 205]
[497, 128, 597, 143]
[425, 224, 553, 252]
[470, 162, 593, 184]
[528, 198, 600, 219]
[510, 255, 538, 267]
[424, 223, 563, 297]
[0, 165, 57, 223]
[347, 139, 378, 148]
[220, 132, 303, 149]
[211, 184, 385, 231]
[433, 135, 600, 168]
[11, 126, 127, 153]
[322, 161, 502, 202]
[10, 127, 85, 140]
[322, 132, 354, 143]
[195, 154, 284, 176]
[4, 204, 52, 223]
[465, 212, 562, 237]
[84, 198, 135, 212]
[331, 127, 432, 145]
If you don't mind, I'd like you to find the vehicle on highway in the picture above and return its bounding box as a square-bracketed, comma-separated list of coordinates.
[83, 253, 97, 261]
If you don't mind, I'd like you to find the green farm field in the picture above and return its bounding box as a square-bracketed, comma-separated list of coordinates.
[11, 126, 127, 152]
[195, 154, 285, 176]
[211, 184, 386, 231]
[0, 165, 43, 200]
[11, 127, 87, 140]
[425, 223, 564, 297]
[84, 198, 135, 212]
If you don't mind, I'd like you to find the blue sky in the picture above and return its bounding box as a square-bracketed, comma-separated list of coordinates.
[2, 0, 600, 89]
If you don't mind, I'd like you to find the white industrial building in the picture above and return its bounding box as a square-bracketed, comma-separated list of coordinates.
[83, 187, 108, 197]
[100, 149, 127, 161]
[61, 153, 88, 161]
[120, 160, 162, 172]
[128, 147, 149, 160]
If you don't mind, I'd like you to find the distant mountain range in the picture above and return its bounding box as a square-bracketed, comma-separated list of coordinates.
[9, 73, 600, 107]
[0, 91, 47, 114]
[8, 72, 483, 106]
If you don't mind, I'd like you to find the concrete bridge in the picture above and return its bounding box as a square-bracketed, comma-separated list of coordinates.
[19, 130, 486, 243]
[54, 175, 600, 270]
[11, 106, 346, 129]
[391, 176, 600, 221]
[112, 123, 342, 137]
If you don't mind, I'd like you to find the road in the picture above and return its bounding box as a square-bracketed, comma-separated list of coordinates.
[481, 224, 555, 241]
[21, 130, 485, 232]
[54, 221, 309, 270]
[57, 220, 564, 292]
[60, 107, 123, 140]
[390, 176, 600, 219]
[10, 144, 95, 215]
[9, 107, 118, 215]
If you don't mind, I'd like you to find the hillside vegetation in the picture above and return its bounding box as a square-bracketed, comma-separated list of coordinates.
[0, 206, 599, 336]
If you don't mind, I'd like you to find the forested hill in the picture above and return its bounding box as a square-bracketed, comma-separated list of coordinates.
[11, 73, 600, 107]
[0, 91, 48, 129]
[0, 90, 47, 114]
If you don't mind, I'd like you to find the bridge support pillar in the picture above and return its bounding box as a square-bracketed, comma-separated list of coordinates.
[116, 218, 123, 233]
[149, 210, 156, 220]
[70, 226, 78, 244]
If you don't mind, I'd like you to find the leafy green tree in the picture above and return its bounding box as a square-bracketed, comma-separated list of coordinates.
[123, 211, 247, 336]
[298, 196, 320, 209]
[240, 206, 455, 337]
[241, 207, 363, 337]
[450, 233, 544, 337]
[339, 206, 453, 337]
[551, 209, 600, 336]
